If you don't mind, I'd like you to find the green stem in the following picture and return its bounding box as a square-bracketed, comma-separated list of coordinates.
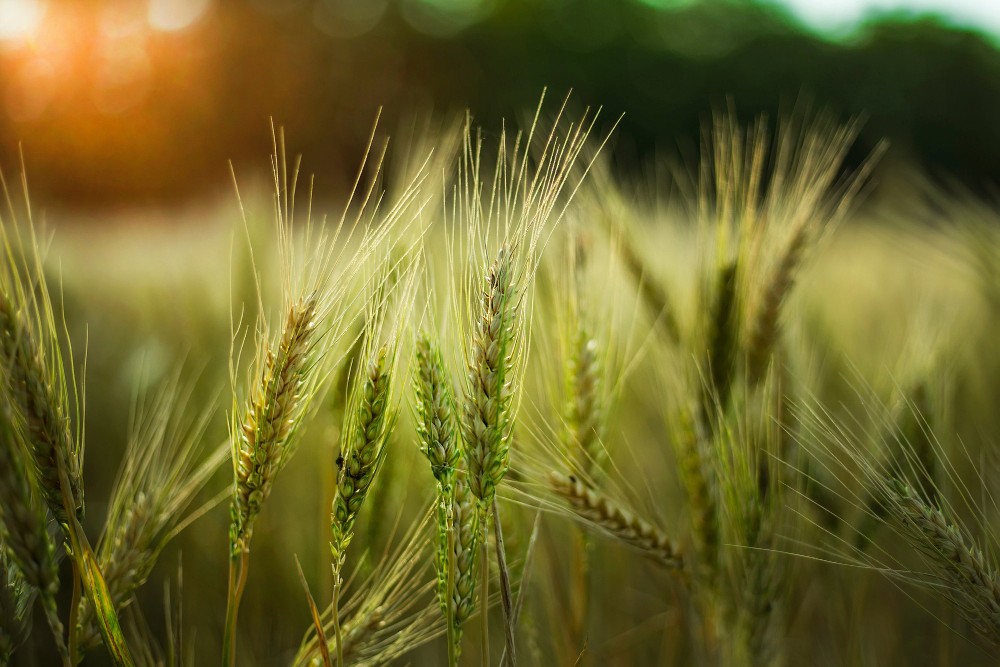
[222, 550, 249, 667]
[333, 570, 344, 667]
[492, 499, 516, 666]
[68, 562, 81, 664]
[480, 505, 490, 667]
[447, 513, 458, 667]
[58, 469, 134, 667]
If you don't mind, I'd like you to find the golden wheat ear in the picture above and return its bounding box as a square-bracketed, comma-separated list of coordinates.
[548, 472, 684, 572]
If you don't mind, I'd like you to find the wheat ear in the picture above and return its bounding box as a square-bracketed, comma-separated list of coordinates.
[564, 325, 604, 476]
[461, 245, 522, 666]
[0, 291, 82, 525]
[675, 408, 719, 583]
[745, 224, 808, 385]
[330, 343, 393, 576]
[331, 343, 394, 667]
[414, 333, 477, 666]
[0, 549, 31, 663]
[415, 334, 461, 492]
[77, 379, 225, 654]
[889, 480, 1000, 644]
[462, 245, 518, 505]
[0, 402, 68, 665]
[549, 472, 684, 572]
[432, 473, 481, 666]
[224, 294, 318, 667]
[702, 259, 740, 427]
[231, 294, 318, 553]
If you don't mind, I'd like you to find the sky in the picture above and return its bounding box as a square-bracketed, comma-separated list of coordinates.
[778, 0, 1000, 38]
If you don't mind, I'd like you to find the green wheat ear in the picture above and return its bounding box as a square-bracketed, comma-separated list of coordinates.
[0, 549, 31, 663]
[231, 294, 318, 555]
[0, 287, 83, 527]
[414, 334, 461, 493]
[563, 324, 605, 475]
[330, 342, 395, 577]
[76, 373, 226, 655]
[461, 245, 518, 506]
[0, 401, 67, 663]
[414, 332, 480, 663]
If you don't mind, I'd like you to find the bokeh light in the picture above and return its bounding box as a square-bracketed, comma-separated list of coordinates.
[312, 0, 388, 39]
[401, 0, 494, 37]
[0, 0, 46, 42]
[148, 0, 212, 32]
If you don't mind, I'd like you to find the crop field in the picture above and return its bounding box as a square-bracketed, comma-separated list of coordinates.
[4, 99, 1000, 667]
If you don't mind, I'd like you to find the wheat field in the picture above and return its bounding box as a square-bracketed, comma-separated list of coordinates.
[3, 99, 1000, 666]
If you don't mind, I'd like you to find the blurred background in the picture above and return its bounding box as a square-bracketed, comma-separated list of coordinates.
[2, 0, 1000, 212]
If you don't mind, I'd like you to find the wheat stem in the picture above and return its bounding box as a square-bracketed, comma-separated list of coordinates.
[492, 498, 517, 666]
[222, 550, 249, 667]
[333, 577, 344, 667]
[480, 510, 490, 667]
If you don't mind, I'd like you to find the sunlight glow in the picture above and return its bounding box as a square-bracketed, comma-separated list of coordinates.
[148, 0, 211, 32]
[0, 0, 46, 42]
